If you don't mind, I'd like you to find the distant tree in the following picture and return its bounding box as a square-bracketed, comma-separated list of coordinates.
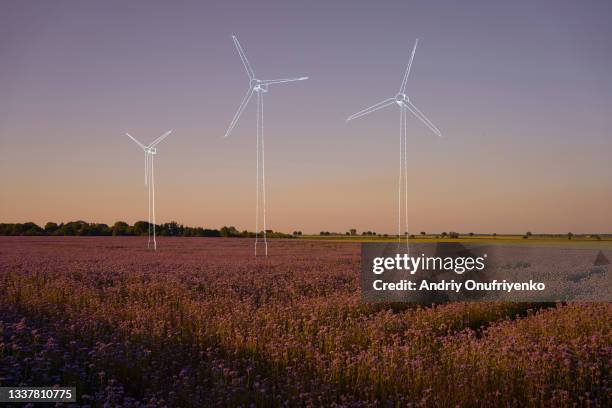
[469, 232, 474, 237]
[133, 221, 151, 236]
[44, 222, 59, 234]
[112, 221, 130, 236]
[202, 229, 221, 237]
[420, 231, 426, 236]
[409, 234, 415, 239]
[59, 220, 90, 236]
[449, 231, 460, 239]
[441, 232, 448, 238]
[567, 232, 573, 240]
[25, 222, 45, 235]
[183, 227, 192, 237]
[349, 229, 357, 236]
[87, 223, 111, 236]
[6, 222, 45, 236]
[159, 221, 181, 237]
[220, 226, 241, 237]
[493, 233, 497, 237]
[526, 231, 532, 238]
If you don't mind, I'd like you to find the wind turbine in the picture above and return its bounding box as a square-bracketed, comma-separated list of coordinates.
[125, 130, 172, 250]
[347, 39, 442, 246]
[224, 34, 308, 256]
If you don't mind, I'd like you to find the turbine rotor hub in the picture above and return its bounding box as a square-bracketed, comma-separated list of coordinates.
[395, 93, 409, 104]
[146, 147, 157, 155]
[251, 78, 268, 93]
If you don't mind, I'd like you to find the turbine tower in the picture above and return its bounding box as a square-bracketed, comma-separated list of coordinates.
[224, 34, 308, 256]
[347, 39, 442, 246]
[125, 130, 172, 250]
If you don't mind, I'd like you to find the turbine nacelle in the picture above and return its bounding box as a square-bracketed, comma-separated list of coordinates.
[395, 93, 409, 105]
[251, 79, 269, 93]
[125, 130, 172, 153]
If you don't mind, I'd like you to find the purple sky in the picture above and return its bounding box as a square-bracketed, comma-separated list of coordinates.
[1, 0, 611, 234]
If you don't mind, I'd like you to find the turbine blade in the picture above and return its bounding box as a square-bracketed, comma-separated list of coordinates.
[260, 77, 309, 85]
[399, 38, 419, 94]
[148, 130, 173, 148]
[232, 35, 255, 80]
[125, 133, 146, 150]
[144, 151, 148, 185]
[224, 87, 254, 138]
[346, 98, 395, 121]
[405, 101, 442, 137]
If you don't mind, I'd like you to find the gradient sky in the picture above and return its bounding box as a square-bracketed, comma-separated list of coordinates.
[1, 0, 611, 234]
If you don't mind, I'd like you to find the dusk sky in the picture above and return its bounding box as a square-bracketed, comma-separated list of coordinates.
[1, 0, 611, 234]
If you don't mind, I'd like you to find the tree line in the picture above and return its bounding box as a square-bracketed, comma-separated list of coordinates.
[1, 222, 605, 240]
[0, 221, 292, 238]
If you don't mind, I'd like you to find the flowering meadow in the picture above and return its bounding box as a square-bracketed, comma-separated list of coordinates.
[0, 237, 610, 407]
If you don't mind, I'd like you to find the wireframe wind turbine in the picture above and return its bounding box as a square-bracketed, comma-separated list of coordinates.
[347, 39, 442, 246]
[224, 34, 308, 256]
[125, 130, 172, 250]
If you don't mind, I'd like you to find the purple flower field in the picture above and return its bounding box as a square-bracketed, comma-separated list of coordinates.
[0, 237, 610, 407]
